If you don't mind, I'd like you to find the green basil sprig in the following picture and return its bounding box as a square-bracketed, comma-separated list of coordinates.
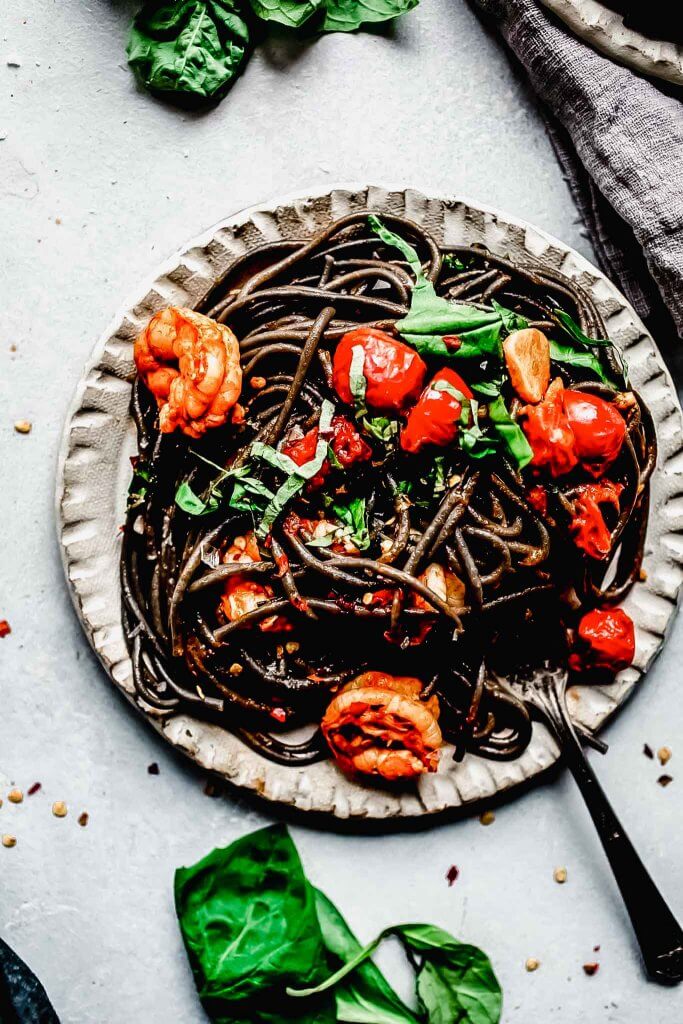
[175, 825, 503, 1024]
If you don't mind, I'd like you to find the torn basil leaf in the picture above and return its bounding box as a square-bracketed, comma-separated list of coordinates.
[487, 395, 533, 470]
[549, 338, 612, 386]
[175, 479, 221, 516]
[552, 308, 627, 385]
[127, 0, 250, 106]
[332, 496, 371, 550]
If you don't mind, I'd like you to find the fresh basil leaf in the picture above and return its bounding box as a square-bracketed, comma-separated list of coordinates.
[552, 308, 627, 385]
[322, 0, 419, 32]
[175, 479, 221, 516]
[313, 890, 420, 1024]
[248, 0, 324, 28]
[431, 456, 446, 497]
[349, 345, 368, 420]
[175, 824, 334, 1021]
[470, 378, 503, 398]
[491, 299, 528, 334]
[290, 922, 502, 1024]
[332, 497, 371, 550]
[487, 395, 533, 470]
[127, 0, 250, 106]
[549, 339, 612, 386]
[229, 475, 275, 512]
[459, 398, 497, 460]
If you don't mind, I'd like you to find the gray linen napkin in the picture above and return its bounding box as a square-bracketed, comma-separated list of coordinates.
[472, 0, 683, 345]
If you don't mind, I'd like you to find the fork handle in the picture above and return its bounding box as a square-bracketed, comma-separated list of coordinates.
[543, 685, 683, 985]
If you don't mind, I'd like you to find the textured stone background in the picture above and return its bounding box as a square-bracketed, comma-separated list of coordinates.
[1, 1, 681, 1021]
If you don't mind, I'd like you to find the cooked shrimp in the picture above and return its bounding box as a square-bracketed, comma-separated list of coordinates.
[321, 671, 442, 781]
[134, 307, 242, 439]
[220, 532, 290, 632]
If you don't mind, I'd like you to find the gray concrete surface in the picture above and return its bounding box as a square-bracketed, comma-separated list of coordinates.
[1, 1, 681, 1021]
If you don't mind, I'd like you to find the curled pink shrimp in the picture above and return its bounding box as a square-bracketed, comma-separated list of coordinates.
[321, 671, 442, 781]
[134, 307, 242, 438]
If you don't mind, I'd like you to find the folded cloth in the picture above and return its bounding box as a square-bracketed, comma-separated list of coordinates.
[472, 0, 683, 343]
[0, 937, 60, 1023]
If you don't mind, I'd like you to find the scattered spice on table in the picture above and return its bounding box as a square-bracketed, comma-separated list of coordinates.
[78, 812, 89, 827]
[51, 801, 67, 818]
[525, 957, 540, 972]
[13, 420, 32, 434]
[2, 835, 17, 849]
[583, 962, 600, 976]
[553, 867, 568, 884]
[446, 864, 460, 886]
[593, 944, 601, 952]
[203, 780, 221, 798]
[8, 789, 23, 804]
[643, 743, 654, 759]
[27, 782, 42, 796]
[657, 774, 673, 787]
[0, 620, 11, 638]
[480, 810, 496, 826]
[658, 746, 672, 766]
[147, 762, 160, 775]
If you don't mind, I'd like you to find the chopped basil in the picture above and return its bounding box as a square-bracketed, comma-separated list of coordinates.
[471, 378, 503, 398]
[442, 253, 467, 271]
[431, 457, 446, 497]
[331, 496, 371, 550]
[349, 345, 368, 420]
[253, 401, 335, 536]
[487, 395, 533, 470]
[228, 474, 275, 512]
[175, 480, 221, 516]
[459, 398, 498, 459]
[362, 416, 399, 444]
[327, 444, 344, 470]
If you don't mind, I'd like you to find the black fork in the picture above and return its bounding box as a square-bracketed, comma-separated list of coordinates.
[514, 665, 683, 985]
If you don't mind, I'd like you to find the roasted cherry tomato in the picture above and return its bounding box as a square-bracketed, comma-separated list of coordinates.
[522, 378, 578, 477]
[281, 415, 371, 489]
[400, 368, 473, 454]
[569, 481, 623, 560]
[571, 607, 635, 673]
[563, 390, 626, 477]
[333, 328, 426, 414]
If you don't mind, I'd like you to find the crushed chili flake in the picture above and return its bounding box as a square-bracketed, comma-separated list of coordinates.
[204, 780, 221, 797]
[593, 945, 601, 953]
[479, 810, 495, 826]
[658, 746, 672, 766]
[446, 865, 460, 886]
[147, 762, 160, 775]
[657, 774, 673, 787]
[0, 620, 11, 638]
[78, 812, 89, 827]
[27, 782, 41, 796]
[643, 743, 654, 759]
[583, 962, 600, 976]
[270, 707, 287, 723]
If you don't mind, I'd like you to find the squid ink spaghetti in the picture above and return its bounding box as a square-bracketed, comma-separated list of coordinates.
[121, 212, 656, 783]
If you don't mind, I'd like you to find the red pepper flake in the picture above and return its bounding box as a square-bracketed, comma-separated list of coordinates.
[593, 945, 601, 953]
[583, 962, 600, 976]
[203, 780, 221, 797]
[27, 782, 42, 796]
[445, 865, 460, 886]
[643, 743, 654, 759]
[657, 774, 673, 787]
[270, 707, 287, 724]
[78, 812, 89, 827]
[0, 620, 11, 638]
[147, 762, 160, 775]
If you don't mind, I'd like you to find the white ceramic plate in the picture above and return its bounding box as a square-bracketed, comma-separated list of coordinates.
[540, 0, 683, 87]
[56, 184, 683, 820]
